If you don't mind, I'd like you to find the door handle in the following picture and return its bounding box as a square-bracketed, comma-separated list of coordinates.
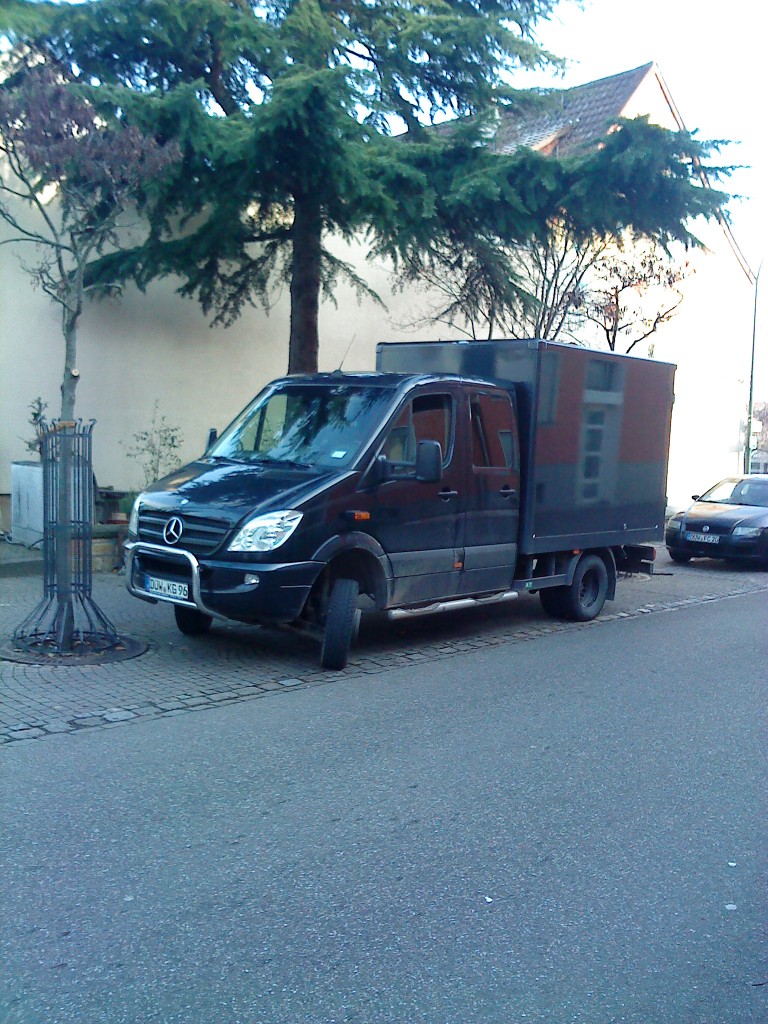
[439, 488, 458, 501]
[499, 486, 517, 499]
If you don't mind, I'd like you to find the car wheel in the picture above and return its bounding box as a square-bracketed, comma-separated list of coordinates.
[174, 605, 213, 636]
[560, 554, 608, 622]
[320, 578, 360, 671]
[668, 550, 692, 564]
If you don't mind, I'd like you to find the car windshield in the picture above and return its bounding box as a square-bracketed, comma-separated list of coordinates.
[209, 383, 393, 470]
[699, 478, 768, 507]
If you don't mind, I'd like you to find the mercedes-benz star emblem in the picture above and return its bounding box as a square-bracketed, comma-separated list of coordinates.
[164, 516, 184, 545]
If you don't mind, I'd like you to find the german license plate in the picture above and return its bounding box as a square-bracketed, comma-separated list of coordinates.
[145, 575, 189, 600]
[685, 531, 719, 544]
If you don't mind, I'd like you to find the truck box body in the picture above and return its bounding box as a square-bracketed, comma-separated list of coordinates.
[376, 339, 675, 554]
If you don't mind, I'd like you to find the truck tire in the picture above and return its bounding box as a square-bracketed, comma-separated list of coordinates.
[320, 578, 360, 670]
[539, 586, 567, 618]
[174, 605, 213, 636]
[560, 554, 608, 622]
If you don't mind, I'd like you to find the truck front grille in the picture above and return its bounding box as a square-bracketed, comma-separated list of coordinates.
[138, 509, 231, 557]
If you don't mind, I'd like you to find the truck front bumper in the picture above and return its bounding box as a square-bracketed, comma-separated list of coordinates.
[125, 541, 325, 623]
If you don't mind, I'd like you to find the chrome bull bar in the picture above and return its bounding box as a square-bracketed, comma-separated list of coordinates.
[125, 541, 227, 621]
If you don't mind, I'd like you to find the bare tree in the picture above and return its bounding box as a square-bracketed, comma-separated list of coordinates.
[0, 65, 178, 650]
[570, 247, 689, 354]
[0, 66, 178, 419]
[397, 221, 687, 356]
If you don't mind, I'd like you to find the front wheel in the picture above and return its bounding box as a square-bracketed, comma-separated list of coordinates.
[320, 578, 360, 671]
[174, 604, 213, 636]
[668, 549, 692, 564]
[560, 554, 609, 622]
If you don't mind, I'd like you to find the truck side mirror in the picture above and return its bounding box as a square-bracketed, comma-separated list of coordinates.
[206, 427, 218, 450]
[415, 440, 443, 482]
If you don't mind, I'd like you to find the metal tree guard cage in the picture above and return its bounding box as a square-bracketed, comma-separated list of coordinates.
[12, 419, 120, 655]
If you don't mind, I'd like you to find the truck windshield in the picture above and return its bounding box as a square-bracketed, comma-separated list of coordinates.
[209, 383, 393, 470]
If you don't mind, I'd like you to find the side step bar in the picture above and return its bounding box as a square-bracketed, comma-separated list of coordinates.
[388, 590, 519, 620]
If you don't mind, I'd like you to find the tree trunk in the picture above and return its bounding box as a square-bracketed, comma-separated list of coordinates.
[55, 300, 81, 651]
[288, 193, 323, 375]
[54, 426, 74, 651]
[60, 305, 80, 421]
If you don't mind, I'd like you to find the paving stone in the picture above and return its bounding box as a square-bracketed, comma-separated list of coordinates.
[102, 710, 136, 723]
[8, 728, 46, 740]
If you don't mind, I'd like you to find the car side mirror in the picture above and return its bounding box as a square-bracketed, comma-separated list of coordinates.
[415, 440, 443, 483]
[691, 494, 700, 501]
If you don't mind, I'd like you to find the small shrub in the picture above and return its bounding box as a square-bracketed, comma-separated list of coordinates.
[124, 403, 184, 488]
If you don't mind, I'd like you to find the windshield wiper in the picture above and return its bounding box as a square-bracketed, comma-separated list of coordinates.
[206, 454, 244, 465]
[253, 454, 313, 470]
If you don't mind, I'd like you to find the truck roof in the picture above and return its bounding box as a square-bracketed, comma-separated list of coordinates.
[268, 371, 510, 391]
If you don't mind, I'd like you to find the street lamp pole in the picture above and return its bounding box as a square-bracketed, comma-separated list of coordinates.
[744, 259, 762, 474]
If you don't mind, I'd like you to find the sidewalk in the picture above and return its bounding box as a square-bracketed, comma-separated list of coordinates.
[1, 552, 766, 744]
[0, 537, 43, 578]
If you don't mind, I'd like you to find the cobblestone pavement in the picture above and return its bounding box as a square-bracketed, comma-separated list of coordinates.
[1, 553, 766, 744]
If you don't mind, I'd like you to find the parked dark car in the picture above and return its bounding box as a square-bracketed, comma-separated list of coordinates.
[665, 476, 768, 567]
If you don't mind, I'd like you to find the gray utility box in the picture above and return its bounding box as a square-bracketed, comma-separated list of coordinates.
[376, 339, 675, 554]
[11, 460, 44, 547]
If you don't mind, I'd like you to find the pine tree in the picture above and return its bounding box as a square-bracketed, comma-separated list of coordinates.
[2, 1, 728, 373]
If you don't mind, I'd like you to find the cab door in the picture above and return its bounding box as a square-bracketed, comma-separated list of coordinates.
[365, 387, 463, 605]
[458, 387, 520, 596]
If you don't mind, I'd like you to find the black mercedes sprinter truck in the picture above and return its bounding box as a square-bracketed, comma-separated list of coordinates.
[125, 340, 674, 669]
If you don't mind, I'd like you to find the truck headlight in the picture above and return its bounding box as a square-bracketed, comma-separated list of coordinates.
[128, 493, 144, 538]
[228, 510, 303, 552]
[732, 526, 762, 538]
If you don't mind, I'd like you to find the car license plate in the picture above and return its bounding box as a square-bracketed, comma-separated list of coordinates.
[685, 531, 719, 544]
[145, 575, 189, 600]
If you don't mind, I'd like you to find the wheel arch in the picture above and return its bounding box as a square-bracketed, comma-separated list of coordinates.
[562, 547, 617, 600]
[311, 532, 391, 609]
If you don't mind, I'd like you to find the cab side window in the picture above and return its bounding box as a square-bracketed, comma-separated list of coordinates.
[470, 392, 518, 470]
[383, 394, 453, 475]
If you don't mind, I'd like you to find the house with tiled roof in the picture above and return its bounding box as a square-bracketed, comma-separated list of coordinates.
[493, 63, 659, 157]
[0, 62, 759, 528]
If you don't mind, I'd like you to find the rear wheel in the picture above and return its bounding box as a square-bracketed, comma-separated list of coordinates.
[174, 605, 213, 636]
[539, 586, 567, 618]
[320, 578, 360, 671]
[668, 549, 692, 564]
[560, 554, 608, 622]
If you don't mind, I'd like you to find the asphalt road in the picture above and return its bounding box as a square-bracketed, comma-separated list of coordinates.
[1, 590, 766, 1024]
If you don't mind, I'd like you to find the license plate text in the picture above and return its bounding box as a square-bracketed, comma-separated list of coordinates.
[146, 575, 189, 600]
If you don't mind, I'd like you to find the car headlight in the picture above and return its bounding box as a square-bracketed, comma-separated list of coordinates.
[732, 526, 762, 538]
[228, 510, 303, 552]
[666, 518, 683, 532]
[128, 493, 144, 538]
